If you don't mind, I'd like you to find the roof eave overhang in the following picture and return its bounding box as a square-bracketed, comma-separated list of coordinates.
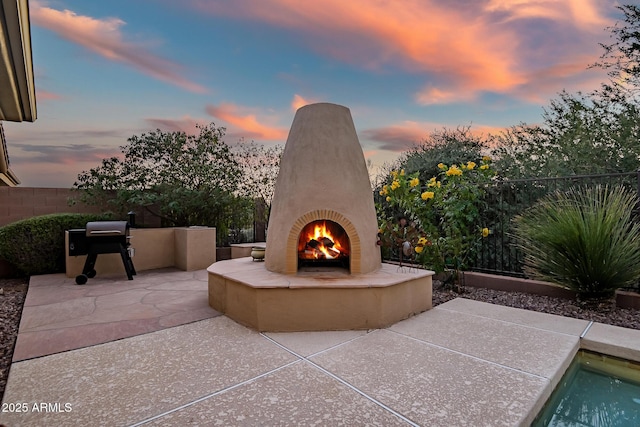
[0, 0, 36, 122]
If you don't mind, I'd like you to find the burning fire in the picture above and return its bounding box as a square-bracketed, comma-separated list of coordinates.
[298, 220, 349, 260]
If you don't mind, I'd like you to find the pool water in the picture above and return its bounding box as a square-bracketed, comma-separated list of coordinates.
[533, 351, 640, 426]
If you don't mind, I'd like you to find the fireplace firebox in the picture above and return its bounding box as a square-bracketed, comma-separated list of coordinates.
[298, 220, 350, 269]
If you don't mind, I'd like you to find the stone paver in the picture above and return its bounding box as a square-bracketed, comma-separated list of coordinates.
[12, 268, 220, 361]
[3, 271, 640, 426]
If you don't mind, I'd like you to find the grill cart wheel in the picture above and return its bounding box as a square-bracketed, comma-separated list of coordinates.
[75, 274, 88, 285]
[86, 269, 97, 278]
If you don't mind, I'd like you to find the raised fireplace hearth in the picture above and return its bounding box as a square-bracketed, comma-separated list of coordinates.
[208, 103, 433, 331]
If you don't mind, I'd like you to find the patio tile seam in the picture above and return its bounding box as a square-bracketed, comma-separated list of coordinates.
[20, 316, 164, 333]
[279, 330, 378, 359]
[434, 305, 586, 337]
[386, 328, 552, 382]
[260, 332, 421, 427]
[126, 359, 304, 427]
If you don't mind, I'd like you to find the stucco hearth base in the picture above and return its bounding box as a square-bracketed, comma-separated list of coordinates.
[208, 258, 434, 332]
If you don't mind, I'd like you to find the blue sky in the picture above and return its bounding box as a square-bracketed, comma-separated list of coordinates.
[4, 0, 621, 187]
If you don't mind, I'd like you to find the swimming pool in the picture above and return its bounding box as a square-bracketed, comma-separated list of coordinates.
[533, 350, 640, 426]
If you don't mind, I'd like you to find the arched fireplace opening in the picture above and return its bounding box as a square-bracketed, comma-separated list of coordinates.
[298, 220, 350, 270]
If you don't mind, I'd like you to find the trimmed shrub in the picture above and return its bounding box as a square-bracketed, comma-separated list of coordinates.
[0, 213, 113, 276]
[513, 185, 640, 299]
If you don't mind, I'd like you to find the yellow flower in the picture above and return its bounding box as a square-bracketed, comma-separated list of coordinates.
[446, 165, 462, 176]
[467, 161, 476, 170]
[400, 169, 405, 176]
[460, 163, 467, 170]
[418, 237, 428, 245]
[482, 228, 490, 238]
[391, 170, 398, 178]
[390, 180, 400, 190]
[421, 191, 434, 200]
[427, 177, 436, 187]
[386, 196, 391, 202]
[415, 246, 424, 254]
[379, 185, 389, 196]
[480, 164, 489, 170]
[437, 163, 447, 170]
[436, 181, 441, 188]
[378, 228, 384, 234]
[409, 177, 419, 187]
[482, 155, 491, 162]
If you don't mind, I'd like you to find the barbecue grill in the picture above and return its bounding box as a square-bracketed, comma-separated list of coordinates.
[69, 221, 136, 285]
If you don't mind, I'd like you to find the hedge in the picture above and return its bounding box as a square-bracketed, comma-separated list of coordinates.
[0, 213, 114, 276]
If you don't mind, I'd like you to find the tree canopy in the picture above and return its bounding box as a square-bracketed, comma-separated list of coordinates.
[73, 124, 254, 243]
[386, 126, 488, 183]
[592, 4, 640, 101]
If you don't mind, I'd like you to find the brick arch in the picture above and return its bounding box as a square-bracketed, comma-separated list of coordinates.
[285, 209, 361, 274]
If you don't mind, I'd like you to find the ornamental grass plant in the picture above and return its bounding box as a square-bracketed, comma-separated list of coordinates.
[513, 185, 640, 299]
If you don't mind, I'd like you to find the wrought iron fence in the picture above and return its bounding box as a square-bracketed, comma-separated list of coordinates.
[227, 198, 268, 245]
[376, 171, 640, 278]
[474, 171, 640, 277]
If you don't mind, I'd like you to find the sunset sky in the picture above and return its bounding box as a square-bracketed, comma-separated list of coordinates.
[4, 0, 623, 187]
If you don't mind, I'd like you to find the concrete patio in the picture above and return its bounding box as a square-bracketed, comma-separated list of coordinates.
[1, 267, 640, 426]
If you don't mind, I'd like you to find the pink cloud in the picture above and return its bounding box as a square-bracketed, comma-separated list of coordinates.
[145, 117, 204, 135]
[35, 90, 63, 101]
[291, 94, 319, 111]
[485, 0, 610, 30]
[362, 149, 378, 159]
[205, 103, 288, 141]
[362, 122, 430, 152]
[11, 143, 122, 165]
[516, 57, 609, 103]
[362, 121, 508, 152]
[187, 0, 614, 104]
[291, 94, 325, 111]
[31, 1, 208, 94]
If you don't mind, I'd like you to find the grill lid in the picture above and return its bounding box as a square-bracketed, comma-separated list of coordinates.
[86, 221, 129, 237]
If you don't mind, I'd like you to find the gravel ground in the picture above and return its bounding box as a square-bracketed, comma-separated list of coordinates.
[0, 277, 638, 402]
[0, 277, 28, 403]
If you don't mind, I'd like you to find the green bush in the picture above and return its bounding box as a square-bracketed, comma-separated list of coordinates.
[0, 213, 113, 276]
[513, 185, 640, 299]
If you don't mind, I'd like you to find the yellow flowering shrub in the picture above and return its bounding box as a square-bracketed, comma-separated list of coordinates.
[376, 157, 496, 274]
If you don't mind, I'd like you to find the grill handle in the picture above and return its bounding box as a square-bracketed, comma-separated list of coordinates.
[89, 230, 122, 235]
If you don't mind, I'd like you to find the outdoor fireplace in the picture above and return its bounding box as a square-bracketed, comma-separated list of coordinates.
[265, 103, 381, 274]
[208, 102, 433, 332]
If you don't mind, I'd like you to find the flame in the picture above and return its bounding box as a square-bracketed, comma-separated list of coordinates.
[299, 220, 349, 260]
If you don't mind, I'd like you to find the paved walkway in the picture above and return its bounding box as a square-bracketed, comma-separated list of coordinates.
[2, 268, 640, 426]
[12, 269, 219, 361]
